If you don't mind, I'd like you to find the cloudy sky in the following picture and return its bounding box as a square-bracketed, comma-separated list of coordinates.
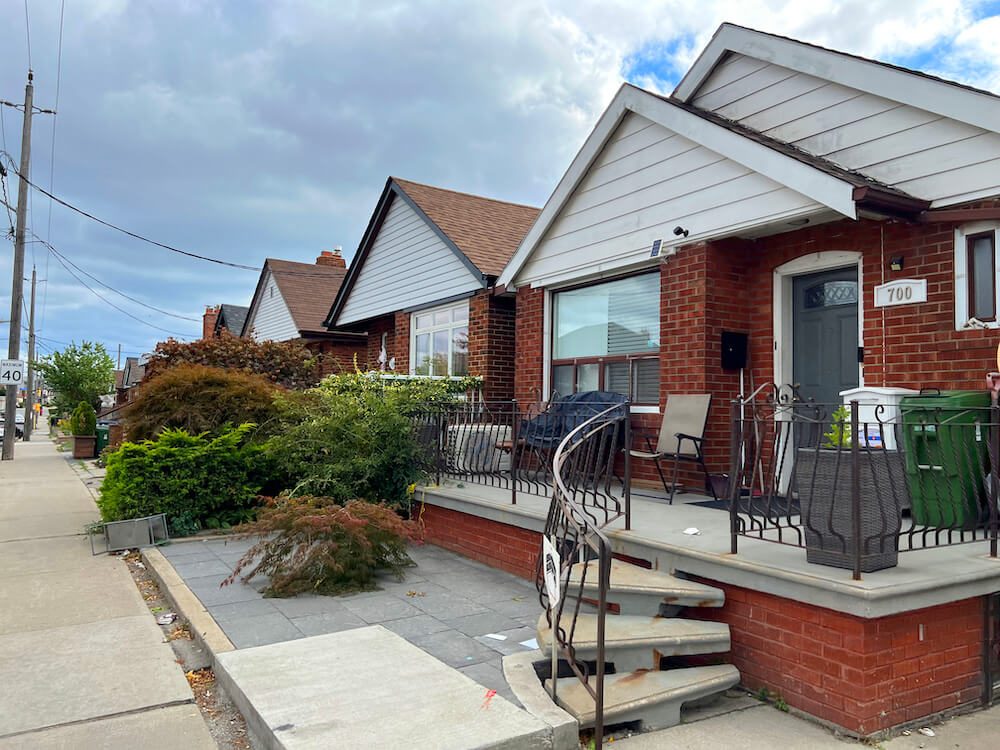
[2, 0, 999, 362]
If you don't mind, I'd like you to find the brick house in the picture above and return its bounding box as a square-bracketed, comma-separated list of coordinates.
[241, 251, 366, 376]
[324, 177, 539, 401]
[201, 303, 249, 340]
[418, 25, 1000, 736]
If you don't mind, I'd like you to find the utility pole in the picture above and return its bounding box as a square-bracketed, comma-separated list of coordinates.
[117, 344, 121, 369]
[23, 266, 36, 441]
[3, 71, 33, 461]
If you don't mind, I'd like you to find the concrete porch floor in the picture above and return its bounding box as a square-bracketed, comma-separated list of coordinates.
[420, 479, 1000, 618]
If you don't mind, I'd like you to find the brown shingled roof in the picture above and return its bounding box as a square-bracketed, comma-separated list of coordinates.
[393, 178, 540, 277]
[267, 259, 348, 335]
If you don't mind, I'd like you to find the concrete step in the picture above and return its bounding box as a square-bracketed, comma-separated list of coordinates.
[569, 560, 725, 616]
[536, 613, 730, 672]
[545, 664, 740, 730]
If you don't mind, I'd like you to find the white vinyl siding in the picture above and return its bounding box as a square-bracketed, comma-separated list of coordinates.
[337, 196, 482, 325]
[516, 112, 822, 287]
[692, 53, 1000, 208]
[246, 274, 298, 342]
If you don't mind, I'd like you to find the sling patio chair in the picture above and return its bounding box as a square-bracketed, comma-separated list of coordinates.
[630, 393, 717, 504]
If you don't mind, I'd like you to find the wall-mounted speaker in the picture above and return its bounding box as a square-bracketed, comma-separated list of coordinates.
[721, 331, 748, 371]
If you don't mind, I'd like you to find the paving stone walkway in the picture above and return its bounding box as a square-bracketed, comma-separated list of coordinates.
[162, 539, 541, 705]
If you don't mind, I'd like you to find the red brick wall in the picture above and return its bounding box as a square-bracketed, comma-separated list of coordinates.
[687, 581, 984, 734]
[363, 315, 404, 372]
[468, 290, 516, 401]
[418, 503, 540, 579]
[419, 502, 986, 735]
[305, 340, 368, 377]
[515, 286, 546, 406]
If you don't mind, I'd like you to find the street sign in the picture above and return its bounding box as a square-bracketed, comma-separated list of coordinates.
[0, 360, 25, 386]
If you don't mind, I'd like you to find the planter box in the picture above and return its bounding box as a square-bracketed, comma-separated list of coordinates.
[796, 448, 906, 572]
[72, 435, 96, 459]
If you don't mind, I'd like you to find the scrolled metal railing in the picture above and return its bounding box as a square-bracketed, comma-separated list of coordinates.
[536, 404, 628, 750]
[729, 384, 1000, 580]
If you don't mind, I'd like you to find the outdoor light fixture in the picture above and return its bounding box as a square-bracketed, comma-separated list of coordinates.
[890, 255, 904, 271]
[673, 226, 689, 238]
[787, 218, 810, 227]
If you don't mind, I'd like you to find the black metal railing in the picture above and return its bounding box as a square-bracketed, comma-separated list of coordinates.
[536, 404, 629, 750]
[410, 397, 631, 526]
[729, 385, 1000, 580]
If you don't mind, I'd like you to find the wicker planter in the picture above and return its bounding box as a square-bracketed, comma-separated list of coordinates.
[72, 435, 96, 459]
[796, 448, 905, 572]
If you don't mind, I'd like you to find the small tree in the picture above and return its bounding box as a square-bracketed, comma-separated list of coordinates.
[69, 401, 97, 437]
[34, 341, 115, 415]
[121, 363, 282, 442]
[144, 331, 319, 389]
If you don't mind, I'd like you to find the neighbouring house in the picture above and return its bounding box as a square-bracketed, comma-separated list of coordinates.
[240, 250, 367, 376]
[201, 304, 249, 339]
[323, 177, 539, 400]
[415, 24, 1000, 737]
[100, 356, 146, 448]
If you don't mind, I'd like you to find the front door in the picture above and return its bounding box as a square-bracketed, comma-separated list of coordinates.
[792, 267, 859, 407]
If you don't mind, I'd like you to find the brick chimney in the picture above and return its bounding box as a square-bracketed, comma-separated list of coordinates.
[316, 246, 347, 268]
[202, 305, 220, 339]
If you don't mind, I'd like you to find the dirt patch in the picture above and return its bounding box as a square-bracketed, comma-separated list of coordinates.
[119, 550, 253, 749]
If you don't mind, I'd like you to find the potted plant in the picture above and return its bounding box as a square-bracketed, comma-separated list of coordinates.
[70, 401, 97, 459]
[796, 405, 904, 572]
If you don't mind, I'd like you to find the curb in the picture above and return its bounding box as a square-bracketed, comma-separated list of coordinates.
[142, 546, 235, 660]
[502, 649, 578, 750]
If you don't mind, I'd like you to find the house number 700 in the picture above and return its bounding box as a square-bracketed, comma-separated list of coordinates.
[886, 286, 913, 302]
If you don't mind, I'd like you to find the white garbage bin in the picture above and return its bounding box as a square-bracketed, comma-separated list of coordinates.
[839, 386, 918, 450]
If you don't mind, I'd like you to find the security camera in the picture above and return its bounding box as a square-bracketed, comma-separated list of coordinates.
[673, 226, 689, 238]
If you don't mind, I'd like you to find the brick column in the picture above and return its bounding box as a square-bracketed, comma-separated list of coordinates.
[468, 289, 516, 401]
[514, 286, 545, 406]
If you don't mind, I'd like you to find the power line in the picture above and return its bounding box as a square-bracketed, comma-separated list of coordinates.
[41, 0, 65, 337]
[44, 244, 195, 337]
[0, 152, 260, 271]
[32, 231, 201, 322]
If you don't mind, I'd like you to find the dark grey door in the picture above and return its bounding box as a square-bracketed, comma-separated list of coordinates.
[792, 267, 859, 406]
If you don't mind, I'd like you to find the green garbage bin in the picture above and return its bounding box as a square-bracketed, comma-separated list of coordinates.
[900, 390, 991, 528]
[95, 426, 110, 455]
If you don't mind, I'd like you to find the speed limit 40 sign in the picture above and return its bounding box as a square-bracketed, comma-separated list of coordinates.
[0, 360, 25, 386]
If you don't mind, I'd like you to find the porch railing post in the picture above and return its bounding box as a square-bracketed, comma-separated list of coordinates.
[851, 399, 862, 581]
[728, 399, 742, 556]
[624, 404, 632, 531]
[510, 399, 519, 506]
[991, 395, 999, 558]
[435, 409, 443, 487]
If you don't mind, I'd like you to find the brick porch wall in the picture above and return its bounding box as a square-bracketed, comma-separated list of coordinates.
[418, 503, 987, 735]
[305, 340, 368, 377]
[468, 289, 516, 401]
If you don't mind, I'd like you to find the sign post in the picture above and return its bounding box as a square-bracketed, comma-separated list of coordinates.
[542, 536, 561, 700]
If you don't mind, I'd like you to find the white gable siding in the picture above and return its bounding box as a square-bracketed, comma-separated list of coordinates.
[515, 112, 823, 287]
[691, 53, 1000, 207]
[337, 195, 482, 325]
[247, 273, 298, 342]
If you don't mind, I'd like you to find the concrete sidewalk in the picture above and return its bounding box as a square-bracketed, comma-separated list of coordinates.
[0, 438, 214, 748]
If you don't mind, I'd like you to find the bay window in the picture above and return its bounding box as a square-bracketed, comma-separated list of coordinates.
[411, 301, 469, 376]
[551, 272, 660, 404]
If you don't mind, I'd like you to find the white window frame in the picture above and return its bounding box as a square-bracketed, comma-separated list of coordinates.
[409, 299, 470, 377]
[954, 222, 1000, 330]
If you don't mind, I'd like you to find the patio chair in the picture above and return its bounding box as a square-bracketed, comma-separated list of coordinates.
[630, 393, 716, 504]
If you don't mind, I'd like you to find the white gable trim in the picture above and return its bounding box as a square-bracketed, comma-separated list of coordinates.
[499, 83, 858, 288]
[674, 24, 1000, 134]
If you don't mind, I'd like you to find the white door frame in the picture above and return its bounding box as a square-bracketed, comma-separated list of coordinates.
[772, 251, 865, 395]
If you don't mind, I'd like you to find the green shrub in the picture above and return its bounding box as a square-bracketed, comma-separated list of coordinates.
[69, 401, 97, 437]
[122, 363, 282, 442]
[264, 384, 436, 510]
[222, 496, 422, 597]
[98, 424, 266, 535]
[318, 371, 482, 407]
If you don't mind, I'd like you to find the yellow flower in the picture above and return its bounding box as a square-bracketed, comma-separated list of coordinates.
[406, 483, 417, 496]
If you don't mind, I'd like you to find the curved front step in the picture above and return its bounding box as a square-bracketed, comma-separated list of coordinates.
[568, 561, 724, 616]
[545, 665, 740, 730]
[536, 613, 730, 672]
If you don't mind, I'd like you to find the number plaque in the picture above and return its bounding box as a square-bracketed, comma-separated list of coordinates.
[874, 279, 927, 308]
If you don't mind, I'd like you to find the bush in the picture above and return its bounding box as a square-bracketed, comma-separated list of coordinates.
[98, 424, 266, 535]
[69, 401, 97, 437]
[222, 496, 422, 597]
[264, 384, 435, 510]
[318, 371, 483, 407]
[144, 332, 319, 389]
[121, 363, 282, 442]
